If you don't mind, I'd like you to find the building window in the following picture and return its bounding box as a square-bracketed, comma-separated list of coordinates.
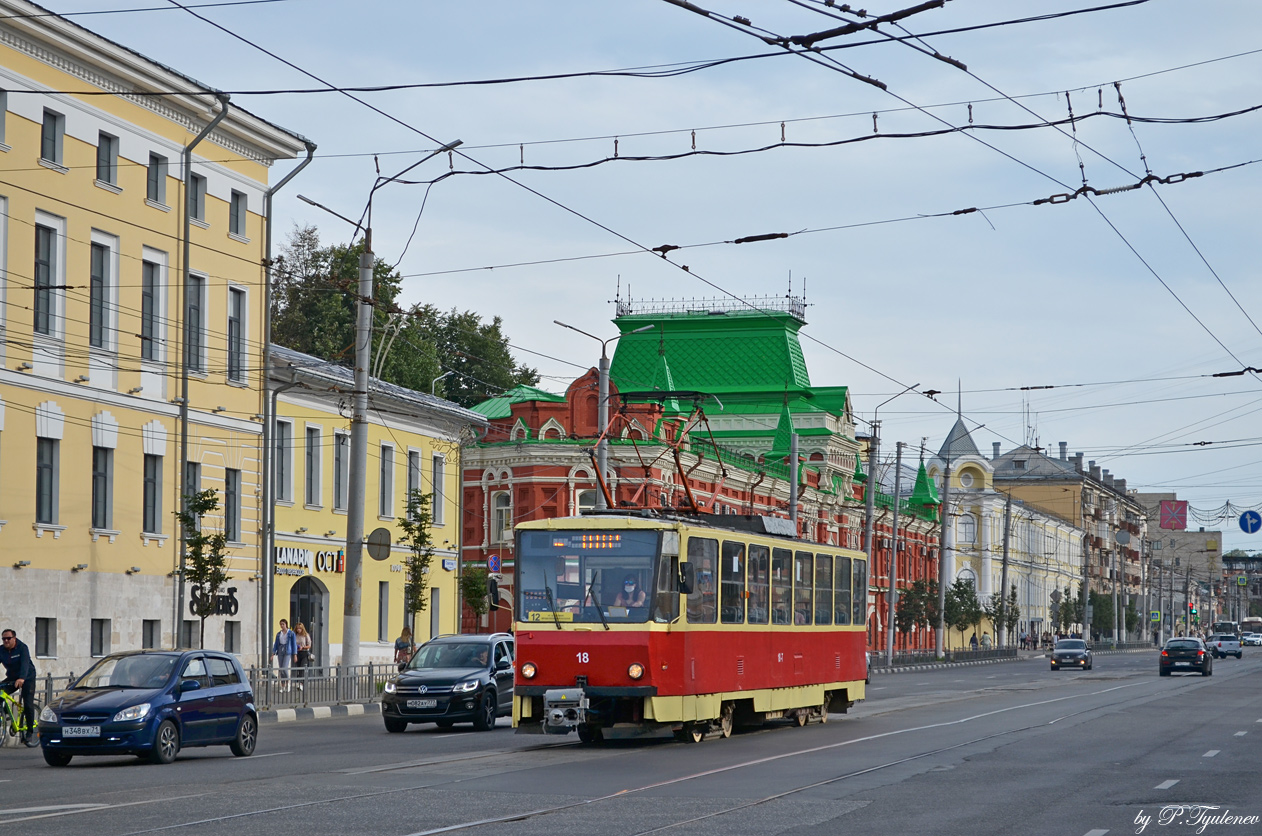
[189, 173, 206, 222]
[229, 190, 246, 236]
[89, 242, 109, 349]
[185, 461, 201, 497]
[305, 426, 321, 506]
[147, 153, 167, 204]
[141, 260, 159, 360]
[224, 620, 240, 654]
[334, 432, 349, 511]
[406, 451, 422, 517]
[90, 619, 111, 657]
[577, 489, 598, 513]
[958, 513, 977, 544]
[36, 437, 58, 524]
[96, 132, 118, 185]
[492, 492, 512, 544]
[33, 224, 54, 335]
[143, 453, 162, 534]
[379, 444, 394, 518]
[142, 620, 161, 649]
[180, 620, 197, 649]
[35, 618, 56, 657]
[225, 467, 241, 542]
[187, 274, 205, 372]
[275, 420, 293, 502]
[227, 287, 245, 382]
[91, 446, 113, 530]
[40, 109, 64, 164]
[431, 455, 445, 524]
[0, 89, 7, 145]
[378, 581, 389, 642]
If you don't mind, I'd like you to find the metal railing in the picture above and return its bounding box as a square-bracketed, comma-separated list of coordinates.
[877, 647, 1018, 667]
[245, 663, 397, 709]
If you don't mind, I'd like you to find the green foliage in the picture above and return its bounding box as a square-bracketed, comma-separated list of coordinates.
[397, 490, 436, 615]
[944, 578, 981, 645]
[461, 566, 491, 619]
[1089, 590, 1115, 638]
[895, 578, 939, 636]
[176, 489, 229, 649]
[1125, 597, 1140, 634]
[272, 225, 539, 407]
[1004, 584, 1020, 637]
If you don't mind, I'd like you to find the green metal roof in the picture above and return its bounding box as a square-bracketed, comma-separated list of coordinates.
[469, 384, 566, 419]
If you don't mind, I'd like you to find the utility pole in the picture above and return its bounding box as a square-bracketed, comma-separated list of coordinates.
[1112, 541, 1120, 644]
[935, 459, 951, 658]
[789, 433, 799, 528]
[999, 492, 1012, 648]
[861, 420, 879, 571]
[340, 233, 373, 668]
[884, 441, 904, 669]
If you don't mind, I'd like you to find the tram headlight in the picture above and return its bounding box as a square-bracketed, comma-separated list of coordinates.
[521, 662, 537, 679]
[627, 663, 645, 680]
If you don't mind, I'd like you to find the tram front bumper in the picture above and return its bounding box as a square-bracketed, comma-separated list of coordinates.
[542, 688, 588, 735]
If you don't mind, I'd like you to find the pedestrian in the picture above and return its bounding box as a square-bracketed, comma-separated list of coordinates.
[271, 618, 297, 691]
[981, 632, 992, 650]
[293, 622, 311, 690]
[969, 633, 979, 651]
[394, 626, 415, 672]
[0, 628, 36, 744]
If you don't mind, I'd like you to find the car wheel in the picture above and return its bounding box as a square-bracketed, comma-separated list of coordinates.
[230, 714, 257, 757]
[1050, 665, 1058, 671]
[43, 749, 72, 767]
[384, 718, 408, 733]
[149, 720, 179, 764]
[1159, 668, 1170, 676]
[472, 692, 496, 731]
[1237, 653, 1243, 659]
[1202, 666, 1211, 676]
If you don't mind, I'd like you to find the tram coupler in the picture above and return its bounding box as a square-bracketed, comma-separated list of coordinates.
[542, 688, 589, 735]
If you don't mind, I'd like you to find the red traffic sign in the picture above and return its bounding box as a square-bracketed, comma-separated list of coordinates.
[1159, 500, 1188, 530]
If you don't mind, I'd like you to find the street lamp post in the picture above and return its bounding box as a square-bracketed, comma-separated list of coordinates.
[432, 370, 454, 395]
[554, 321, 653, 509]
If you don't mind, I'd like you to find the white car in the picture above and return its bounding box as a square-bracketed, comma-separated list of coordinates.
[1242, 633, 1261, 647]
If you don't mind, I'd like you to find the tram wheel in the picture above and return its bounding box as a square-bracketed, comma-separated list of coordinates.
[794, 710, 808, 728]
[577, 725, 603, 745]
[818, 703, 829, 724]
[718, 703, 734, 739]
[682, 723, 705, 744]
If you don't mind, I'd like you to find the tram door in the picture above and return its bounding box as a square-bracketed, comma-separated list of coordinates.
[290, 576, 327, 667]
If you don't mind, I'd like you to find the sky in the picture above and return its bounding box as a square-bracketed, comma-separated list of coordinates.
[40, 0, 1262, 551]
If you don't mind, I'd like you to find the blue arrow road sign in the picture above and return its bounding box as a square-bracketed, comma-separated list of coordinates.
[1241, 510, 1262, 534]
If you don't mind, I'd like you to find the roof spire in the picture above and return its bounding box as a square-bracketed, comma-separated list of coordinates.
[957, 379, 962, 418]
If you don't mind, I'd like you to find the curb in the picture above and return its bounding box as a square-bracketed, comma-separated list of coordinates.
[259, 701, 381, 725]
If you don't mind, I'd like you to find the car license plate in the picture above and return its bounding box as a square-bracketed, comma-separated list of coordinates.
[62, 725, 101, 737]
[407, 699, 437, 709]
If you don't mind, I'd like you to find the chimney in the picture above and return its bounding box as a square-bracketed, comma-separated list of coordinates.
[1059, 441, 1068, 460]
[1072, 453, 1084, 472]
[1103, 470, 1114, 488]
[1089, 461, 1101, 480]
[992, 442, 1001, 460]
[1116, 478, 1126, 493]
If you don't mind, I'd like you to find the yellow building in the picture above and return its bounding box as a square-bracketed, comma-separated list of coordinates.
[268, 346, 487, 665]
[0, 0, 310, 676]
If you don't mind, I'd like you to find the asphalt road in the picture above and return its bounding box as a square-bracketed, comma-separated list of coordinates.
[3, 649, 1261, 836]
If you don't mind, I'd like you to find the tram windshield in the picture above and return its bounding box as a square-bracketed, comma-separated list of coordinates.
[517, 530, 663, 624]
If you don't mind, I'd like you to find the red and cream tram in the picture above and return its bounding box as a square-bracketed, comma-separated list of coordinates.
[512, 511, 869, 742]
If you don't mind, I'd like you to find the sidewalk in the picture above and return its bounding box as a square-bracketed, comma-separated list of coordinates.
[259, 701, 381, 725]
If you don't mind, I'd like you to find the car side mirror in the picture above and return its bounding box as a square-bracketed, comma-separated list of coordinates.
[679, 563, 695, 595]
[496, 658, 511, 671]
[179, 678, 202, 693]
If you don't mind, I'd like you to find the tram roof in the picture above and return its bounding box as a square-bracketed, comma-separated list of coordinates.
[519, 510, 866, 551]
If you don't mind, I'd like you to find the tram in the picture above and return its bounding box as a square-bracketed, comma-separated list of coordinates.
[511, 510, 869, 742]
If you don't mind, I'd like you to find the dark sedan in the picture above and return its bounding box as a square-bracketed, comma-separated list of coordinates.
[381, 633, 514, 732]
[39, 650, 257, 766]
[1159, 637, 1213, 677]
[1050, 639, 1092, 671]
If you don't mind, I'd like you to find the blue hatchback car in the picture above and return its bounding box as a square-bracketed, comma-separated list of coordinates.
[39, 649, 257, 766]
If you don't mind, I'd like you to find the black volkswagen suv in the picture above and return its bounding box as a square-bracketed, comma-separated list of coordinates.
[382, 633, 514, 732]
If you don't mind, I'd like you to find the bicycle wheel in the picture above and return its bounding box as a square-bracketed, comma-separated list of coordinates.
[22, 698, 42, 747]
[0, 702, 12, 747]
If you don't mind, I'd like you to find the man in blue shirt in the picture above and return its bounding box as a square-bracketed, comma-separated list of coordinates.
[0, 629, 37, 744]
[271, 619, 297, 692]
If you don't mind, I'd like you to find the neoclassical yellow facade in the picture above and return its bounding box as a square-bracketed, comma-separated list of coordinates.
[0, 0, 309, 675]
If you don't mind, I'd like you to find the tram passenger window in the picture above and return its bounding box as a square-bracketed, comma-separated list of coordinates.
[794, 552, 813, 625]
[652, 554, 679, 623]
[771, 548, 792, 625]
[834, 555, 852, 624]
[814, 554, 833, 625]
[851, 558, 868, 626]
[720, 541, 746, 624]
[686, 537, 718, 624]
[747, 544, 770, 625]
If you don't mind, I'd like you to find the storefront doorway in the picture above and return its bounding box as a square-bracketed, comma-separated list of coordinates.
[290, 575, 329, 666]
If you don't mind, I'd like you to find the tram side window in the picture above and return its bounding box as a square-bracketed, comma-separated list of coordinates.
[686, 537, 718, 624]
[794, 552, 813, 624]
[771, 548, 792, 624]
[814, 554, 833, 625]
[834, 555, 852, 624]
[653, 554, 679, 623]
[851, 558, 868, 626]
[720, 541, 746, 624]
[747, 544, 770, 625]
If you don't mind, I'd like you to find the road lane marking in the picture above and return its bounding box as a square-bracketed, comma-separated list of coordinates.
[5, 794, 207, 823]
[0, 804, 107, 815]
[250, 751, 293, 758]
[1084, 829, 1109, 836]
[1235, 731, 1247, 737]
[1203, 750, 1220, 757]
[1155, 780, 1179, 789]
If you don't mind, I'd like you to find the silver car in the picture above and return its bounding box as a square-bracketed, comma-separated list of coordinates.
[1051, 639, 1092, 671]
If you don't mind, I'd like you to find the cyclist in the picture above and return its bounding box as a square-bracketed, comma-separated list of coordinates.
[0, 628, 37, 744]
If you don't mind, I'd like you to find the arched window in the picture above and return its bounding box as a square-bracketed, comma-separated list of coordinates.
[958, 513, 977, 544]
[492, 492, 512, 544]
[577, 489, 598, 514]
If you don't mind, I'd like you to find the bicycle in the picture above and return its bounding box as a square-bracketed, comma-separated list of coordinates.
[0, 687, 42, 748]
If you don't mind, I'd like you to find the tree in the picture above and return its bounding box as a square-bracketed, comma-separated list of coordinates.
[461, 566, 492, 624]
[397, 490, 437, 622]
[1125, 597, 1140, 636]
[1005, 584, 1020, 638]
[176, 489, 229, 649]
[944, 578, 981, 648]
[1089, 591, 1115, 640]
[895, 578, 939, 640]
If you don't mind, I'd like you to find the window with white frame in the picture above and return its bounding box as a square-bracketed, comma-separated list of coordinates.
[0, 90, 7, 146]
[406, 450, 422, 517]
[492, 492, 512, 544]
[189, 173, 207, 222]
[141, 260, 160, 361]
[96, 132, 118, 185]
[227, 286, 245, 382]
[187, 273, 205, 373]
[229, 190, 247, 236]
[274, 419, 293, 503]
[33, 223, 55, 336]
[305, 425, 321, 506]
[142, 453, 162, 534]
[40, 109, 64, 165]
[431, 455, 445, 524]
[333, 432, 348, 511]
[91, 445, 113, 530]
[36, 437, 59, 524]
[378, 581, 389, 642]
[89, 242, 109, 349]
[379, 444, 394, 518]
[958, 513, 977, 544]
[185, 461, 200, 497]
[577, 489, 598, 513]
[225, 467, 241, 541]
[147, 153, 167, 204]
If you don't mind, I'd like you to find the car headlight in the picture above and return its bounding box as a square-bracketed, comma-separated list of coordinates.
[384, 681, 397, 694]
[628, 663, 645, 680]
[40, 705, 57, 723]
[455, 680, 480, 693]
[113, 703, 151, 722]
[520, 662, 537, 679]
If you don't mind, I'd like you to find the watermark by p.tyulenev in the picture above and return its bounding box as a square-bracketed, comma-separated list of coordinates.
[1136, 806, 1260, 834]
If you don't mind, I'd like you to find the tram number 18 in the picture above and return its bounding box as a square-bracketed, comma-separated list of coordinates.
[576, 652, 590, 664]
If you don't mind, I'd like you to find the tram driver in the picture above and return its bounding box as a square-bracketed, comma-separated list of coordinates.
[614, 574, 647, 608]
